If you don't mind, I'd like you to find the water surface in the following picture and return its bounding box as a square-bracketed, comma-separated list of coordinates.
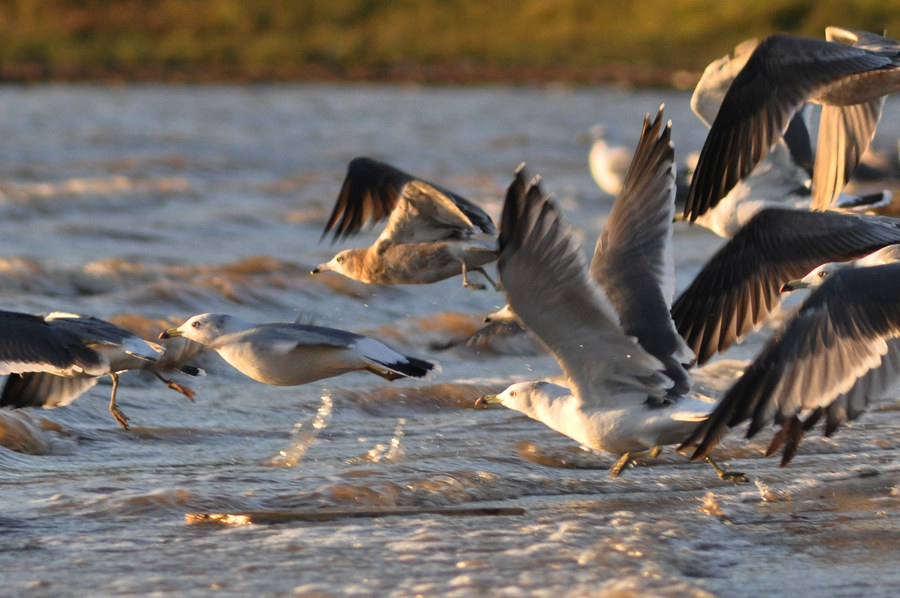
[0, 84, 897, 597]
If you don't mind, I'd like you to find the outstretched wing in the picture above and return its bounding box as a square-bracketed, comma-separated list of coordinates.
[672, 209, 900, 365]
[591, 107, 693, 395]
[684, 263, 900, 462]
[684, 33, 890, 222]
[321, 157, 495, 243]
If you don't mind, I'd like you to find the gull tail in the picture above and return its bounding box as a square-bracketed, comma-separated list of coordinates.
[833, 189, 892, 212]
[356, 337, 440, 381]
[176, 364, 205, 377]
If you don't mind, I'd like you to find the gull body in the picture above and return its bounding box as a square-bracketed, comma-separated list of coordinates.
[587, 124, 632, 196]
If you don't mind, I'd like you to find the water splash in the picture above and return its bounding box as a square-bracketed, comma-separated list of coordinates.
[264, 393, 333, 467]
[348, 417, 407, 464]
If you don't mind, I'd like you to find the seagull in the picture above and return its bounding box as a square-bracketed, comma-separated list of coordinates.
[0, 311, 202, 429]
[430, 304, 544, 356]
[160, 313, 438, 386]
[672, 207, 900, 366]
[312, 157, 499, 289]
[684, 27, 900, 224]
[682, 247, 900, 467]
[684, 33, 892, 236]
[587, 124, 633, 196]
[478, 108, 743, 480]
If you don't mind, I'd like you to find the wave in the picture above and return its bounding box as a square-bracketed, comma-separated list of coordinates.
[0, 175, 193, 208]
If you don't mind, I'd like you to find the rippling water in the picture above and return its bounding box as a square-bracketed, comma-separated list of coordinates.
[0, 84, 898, 597]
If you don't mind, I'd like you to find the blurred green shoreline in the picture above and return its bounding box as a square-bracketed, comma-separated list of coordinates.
[1, 1, 899, 87]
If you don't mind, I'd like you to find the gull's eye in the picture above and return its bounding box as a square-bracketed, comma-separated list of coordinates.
[509, 390, 517, 398]
[336, 255, 345, 263]
[192, 321, 202, 328]
[818, 270, 828, 279]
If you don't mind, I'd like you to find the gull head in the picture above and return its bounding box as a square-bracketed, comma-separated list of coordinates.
[477, 380, 561, 417]
[482, 303, 519, 324]
[781, 261, 847, 292]
[312, 249, 361, 278]
[160, 313, 245, 346]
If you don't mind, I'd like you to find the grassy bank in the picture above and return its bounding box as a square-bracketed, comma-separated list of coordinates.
[1, 0, 899, 86]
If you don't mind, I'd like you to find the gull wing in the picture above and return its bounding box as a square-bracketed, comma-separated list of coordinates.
[809, 29, 900, 209]
[590, 107, 693, 395]
[672, 208, 900, 365]
[375, 180, 489, 245]
[321, 157, 496, 243]
[690, 37, 759, 128]
[691, 38, 816, 189]
[684, 263, 900, 461]
[810, 99, 883, 210]
[1, 372, 100, 409]
[498, 167, 671, 410]
[229, 323, 361, 357]
[45, 313, 162, 363]
[684, 33, 890, 222]
[0, 310, 102, 376]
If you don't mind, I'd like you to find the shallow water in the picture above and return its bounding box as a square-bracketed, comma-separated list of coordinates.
[0, 83, 897, 597]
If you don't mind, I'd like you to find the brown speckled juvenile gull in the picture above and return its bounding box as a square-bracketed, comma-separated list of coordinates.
[685, 27, 900, 223]
[683, 247, 900, 467]
[478, 109, 742, 481]
[313, 157, 499, 289]
[161, 313, 437, 385]
[0, 310, 202, 429]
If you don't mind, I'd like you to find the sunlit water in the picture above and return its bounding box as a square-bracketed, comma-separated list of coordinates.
[0, 84, 897, 597]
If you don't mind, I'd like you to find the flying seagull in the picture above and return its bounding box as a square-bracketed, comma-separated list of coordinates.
[312, 157, 499, 289]
[478, 108, 743, 481]
[685, 39, 891, 236]
[684, 27, 900, 224]
[160, 313, 438, 386]
[0, 310, 202, 429]
[682, 247, 900, 466]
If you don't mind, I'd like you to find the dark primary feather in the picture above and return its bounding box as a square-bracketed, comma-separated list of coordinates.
[684, 33, 892, 222]
[672, 208, 900, 366]
[321, 156, 496, 242]
[368, 354, 436, 380]
[684, 263, 900, 464]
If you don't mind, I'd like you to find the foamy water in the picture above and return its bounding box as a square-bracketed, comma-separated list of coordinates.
[0, 84, 897, 597]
